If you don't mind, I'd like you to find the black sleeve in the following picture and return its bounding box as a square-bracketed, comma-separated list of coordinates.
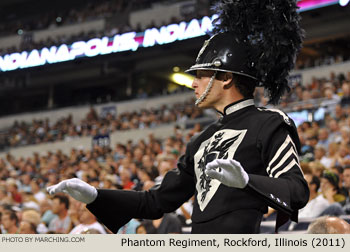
[87, 149, 195, 233]
[247, 114, 309, 230]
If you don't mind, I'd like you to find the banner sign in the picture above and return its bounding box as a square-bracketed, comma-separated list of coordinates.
[0, 15, 216, 72]
[1, 0, 349, 73]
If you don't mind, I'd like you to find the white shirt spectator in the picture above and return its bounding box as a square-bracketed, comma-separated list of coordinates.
[48, 215, 71, 233]
[34, 191, 47, 203]
[320, 156, 333, 169]
[298, 194, 330, 218]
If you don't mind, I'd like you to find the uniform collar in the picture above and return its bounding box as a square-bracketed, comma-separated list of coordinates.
[222, 99, 255, 115]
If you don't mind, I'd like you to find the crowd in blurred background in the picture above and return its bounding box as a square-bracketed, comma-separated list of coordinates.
[0, 99, 203, 150]
[0, 69, 349, 234]
[0, 122, 199, 234]
[1, 70, 349, 151]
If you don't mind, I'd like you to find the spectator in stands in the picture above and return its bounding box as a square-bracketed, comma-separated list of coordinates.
[333, 143, 350, 166]
[21, 209, 45, 234]
[48, 194, 71, 233]
[46, 173, 59, 188]
[135, 167, 153, 191]
[341, 166, 350, 214]
[322, 83, 340, 106]
[19, 220, 37, 234]
[6, 180, 22, 205]
[339, 126, 350, 145]
[69, 203, 106, 234]
[133, 147, 144, 166]
[30, 179, 47, 203]
[117, 219, 140, 234]
[112, 143, 127, 162]
[20, 173, 32, 193]
[307, 216, 350, 234]
[141, 154, 158, 180]
[316, 128, 329, 150]
[340, 82, 350, 107]
[327, 142, 340, 168]
[22, 192, 40, 212]
[39, 199, 56, 227]
[327, 119, 342, 144]
[298, 174, 329, 218]
[301, 135, 318, 161]
[1, 210, 19, 234]
[314, 146, 332, 169]
[292, 84, 304, 102]
[331, 104, 345, 122]
[0, 187, 11, 204]
[299, 90, 314, 109]
[154, 159, 173, 184]
[331, 166, 344, 189]
[119, 168, 134, 190]
[135, 223, 147, 234]
[334, 143, 350, 167]
[319, 171, 346, 216]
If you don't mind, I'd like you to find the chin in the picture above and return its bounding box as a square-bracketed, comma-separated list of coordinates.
[196, 100, 211, 109]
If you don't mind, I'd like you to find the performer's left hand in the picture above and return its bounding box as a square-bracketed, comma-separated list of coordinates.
[205, 159, 249, 189]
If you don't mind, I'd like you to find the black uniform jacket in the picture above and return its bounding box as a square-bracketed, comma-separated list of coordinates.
[87, 99, 309, 233]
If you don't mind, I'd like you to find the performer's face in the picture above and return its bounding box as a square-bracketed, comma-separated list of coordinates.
[192, 70, 230, 110]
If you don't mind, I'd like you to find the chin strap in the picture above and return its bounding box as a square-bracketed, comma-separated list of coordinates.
[195, 71, 217, 106]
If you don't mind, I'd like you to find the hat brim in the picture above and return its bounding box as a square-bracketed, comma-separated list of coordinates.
[185, 66, 257, 80]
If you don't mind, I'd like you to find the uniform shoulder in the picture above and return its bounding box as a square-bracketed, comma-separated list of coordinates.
[255, 107, 293, 127]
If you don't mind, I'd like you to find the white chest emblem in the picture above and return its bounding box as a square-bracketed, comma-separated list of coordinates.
[194, 129, 247, 211]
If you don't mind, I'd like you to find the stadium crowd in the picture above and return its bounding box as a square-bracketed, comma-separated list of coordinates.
[0, 98, 203, 151]
[0, 122, 198, 234]
[0, 69, 349, 234]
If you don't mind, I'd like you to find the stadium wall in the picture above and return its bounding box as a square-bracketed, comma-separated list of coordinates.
[0, 34, 22, 50]
[129, 0, 195, 29]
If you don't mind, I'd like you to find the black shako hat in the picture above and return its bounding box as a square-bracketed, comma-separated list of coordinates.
[186, 0, 304, 105]
[185, 32, 257, 81]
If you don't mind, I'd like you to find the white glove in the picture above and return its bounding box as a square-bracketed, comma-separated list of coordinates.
[47, 178, 97, 204]
[205, 159, 249, 189]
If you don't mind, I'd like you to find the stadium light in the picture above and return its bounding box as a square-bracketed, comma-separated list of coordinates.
[171, 73, 194, 89]
[339, 0, 349, 6]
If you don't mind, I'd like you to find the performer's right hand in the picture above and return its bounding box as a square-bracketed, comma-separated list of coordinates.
[47, 178, 97, 204]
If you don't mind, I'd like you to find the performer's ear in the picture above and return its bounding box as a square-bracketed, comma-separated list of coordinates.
[223, 73, 233, 89]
